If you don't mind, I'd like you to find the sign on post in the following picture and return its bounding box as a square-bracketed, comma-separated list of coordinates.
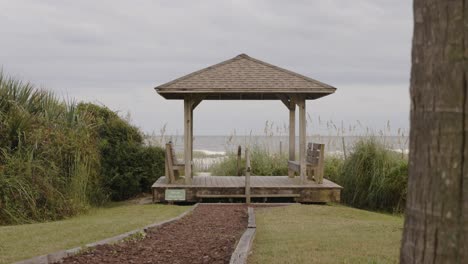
[165, 189, 186, 201]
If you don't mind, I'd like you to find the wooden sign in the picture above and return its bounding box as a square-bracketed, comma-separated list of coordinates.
[165, 189, 186, 201]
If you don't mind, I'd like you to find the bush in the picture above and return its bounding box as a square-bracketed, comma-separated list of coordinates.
[137, 146, 165, 192]
[78, 103, 165, 201]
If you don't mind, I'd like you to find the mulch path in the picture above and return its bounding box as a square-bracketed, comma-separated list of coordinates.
[59, 205, 248, 264]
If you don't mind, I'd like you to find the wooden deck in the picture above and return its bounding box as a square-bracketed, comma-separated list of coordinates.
[152, 176, 342, 203]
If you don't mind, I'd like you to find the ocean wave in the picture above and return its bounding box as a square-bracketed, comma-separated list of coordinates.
[194, 149, 226, 156]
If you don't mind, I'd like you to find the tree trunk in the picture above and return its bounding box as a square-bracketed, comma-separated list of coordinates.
[401, 1, 467, 263]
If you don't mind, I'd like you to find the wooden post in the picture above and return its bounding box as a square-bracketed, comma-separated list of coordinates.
[191, 104, 194, 170]
[165, 149, 170, 182]
[297, 97, 307, 184]
[184, 98, 193, 184]
[317, 144, 325, 184]
[184, 96, 203, 184]
[245, 148, 251, 204]
[237, 145, 242, 176]
[288, 100, 296, 178]
[165, 144, 176, 183]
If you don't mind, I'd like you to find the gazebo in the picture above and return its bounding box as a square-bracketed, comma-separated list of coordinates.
[152, 54, 342, 203]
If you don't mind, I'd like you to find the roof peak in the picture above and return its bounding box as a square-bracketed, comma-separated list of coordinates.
[235, 53, 250, 59]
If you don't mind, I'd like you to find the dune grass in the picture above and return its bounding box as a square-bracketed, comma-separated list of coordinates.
[327, 138, 408, 213]
[0, 202, 190, 264]
[209, 138, 408, 213]
[249, 204, 403, 264]
[209, 145, 288, 176]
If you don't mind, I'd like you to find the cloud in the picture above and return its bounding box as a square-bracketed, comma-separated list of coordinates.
[0, 0, 412, 135]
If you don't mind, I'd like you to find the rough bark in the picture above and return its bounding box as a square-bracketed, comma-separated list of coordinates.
[401, 0, 468, 263]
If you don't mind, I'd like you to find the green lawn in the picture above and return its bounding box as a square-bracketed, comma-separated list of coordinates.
[0, 203, 190, 264]
[249, 204, 403, 264]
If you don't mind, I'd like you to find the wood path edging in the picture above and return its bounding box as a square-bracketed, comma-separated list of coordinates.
[229, 207, 256, 264]
[14, 204, 199, 264]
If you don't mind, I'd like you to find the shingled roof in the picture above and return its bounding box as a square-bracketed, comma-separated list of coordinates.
[155, 54, 336, 100]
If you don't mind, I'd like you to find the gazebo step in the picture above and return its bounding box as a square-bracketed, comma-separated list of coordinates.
[153, 176, 343, 203]
[196, 194, 301, 198]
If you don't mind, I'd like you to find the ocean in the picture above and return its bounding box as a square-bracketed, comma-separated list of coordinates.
[146, 135, 408, 171]
[148, 135, 409, 156]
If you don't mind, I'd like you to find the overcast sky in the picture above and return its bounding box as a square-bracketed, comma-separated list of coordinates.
[0, 0, 412, 136]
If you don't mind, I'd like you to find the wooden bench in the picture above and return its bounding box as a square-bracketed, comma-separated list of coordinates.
[288, 143, 325, 183]
[165, 142, 185, 183]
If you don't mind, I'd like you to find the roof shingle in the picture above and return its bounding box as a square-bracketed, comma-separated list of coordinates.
[155, 54, 336, 100]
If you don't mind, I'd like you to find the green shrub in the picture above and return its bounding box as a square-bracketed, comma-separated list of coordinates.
[136, 146, 165, 193]
[78, 103, 165, 201]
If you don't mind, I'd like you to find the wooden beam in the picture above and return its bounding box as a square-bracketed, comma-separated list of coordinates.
[297, 97, 307, 184]
[188, 95, 204, 184]
[276, 94, 294, 110]
[237, 145, 242, 176]
[184, 98, 193, 184]
[190, 102, 194, 177]
[276, 94, 297, 178]
[280, 98, 291, 109]
[192, 95, 204, 110]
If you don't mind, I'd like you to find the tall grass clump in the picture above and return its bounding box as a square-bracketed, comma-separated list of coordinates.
[209, 145, 288, 176]
[0, 72, 103, 224]
[0, 72, 166, 225]
[331, 138, 408, 213]
[324, 156, 344, 181]
[209, 153, 240, 176]
[250, 146, 288, 176]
